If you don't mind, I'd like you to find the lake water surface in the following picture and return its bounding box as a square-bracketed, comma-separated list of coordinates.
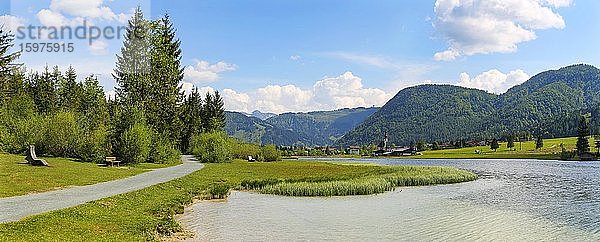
[179, 158, 600, 241]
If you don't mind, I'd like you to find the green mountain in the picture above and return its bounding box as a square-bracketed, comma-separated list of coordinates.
[225, 107, 378, 146]
[337, 64, 600, 146]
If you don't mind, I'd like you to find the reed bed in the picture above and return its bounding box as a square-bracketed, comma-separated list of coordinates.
[257, 166, 477, 197]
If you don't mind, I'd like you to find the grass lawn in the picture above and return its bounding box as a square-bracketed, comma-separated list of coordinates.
[0, 153, 179, 198]
[413, 137, 598, 159]
[0, 159, 476, 241]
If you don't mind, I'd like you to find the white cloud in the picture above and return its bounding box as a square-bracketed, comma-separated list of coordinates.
[433, 0, 572, 61]
[49, 0, 122, 22]
[37, 9, 68, 27]
[89, 40, 108, 55]
[457, 69, 530, 94]
[183, 59, 237, 84]
[191, 72, 393, 114]
[0, 15, 26, 33]
[290, 55, 301, 61]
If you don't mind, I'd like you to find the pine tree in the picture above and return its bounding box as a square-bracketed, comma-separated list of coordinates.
[0, 28, 21, 104]
[202, 91, 225, 132]
[507, 135, 515, 150]
[31, 66, 58, 114]
[210, 91, 225, 131]
[57, 66, 83, 111]
[113, 7, 151, 107]
[147, 13, 184, 142]
[576, 115, 590, 156]
[180, 88, 203, 153]
[535, 136, 544, 149]
[80, 75, 109, 129]
[490, 138, 499, 152]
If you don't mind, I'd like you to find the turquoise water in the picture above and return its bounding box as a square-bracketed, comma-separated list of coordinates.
[180, 159, 600, 241]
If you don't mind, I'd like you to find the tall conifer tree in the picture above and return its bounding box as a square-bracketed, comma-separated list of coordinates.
[113, 7, 151, 108]
[148, 13, 184, 142]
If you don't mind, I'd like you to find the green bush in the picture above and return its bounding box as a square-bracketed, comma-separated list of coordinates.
[42, 111, 81, 157]
[190, 131, 231, 163]
[119, 123, 152, 164]
[260, 144, 281, 162]
[229, 139, 261, 160]
[0, 94, 40, 154]
[207, 182, 230, 199]
[77, 127, 109, 163]
[149, 135, 181, 164]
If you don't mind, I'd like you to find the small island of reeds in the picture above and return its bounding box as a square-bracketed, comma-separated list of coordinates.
[239, 164, 477, 197]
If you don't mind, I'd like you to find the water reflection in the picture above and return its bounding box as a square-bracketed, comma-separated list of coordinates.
[180, 159, 600, 241]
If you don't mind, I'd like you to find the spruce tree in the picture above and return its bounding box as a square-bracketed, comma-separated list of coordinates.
[148, 13, 184, 142]
[202, 91, 225, 132]
[507, 135, 515, 150]
[0, 28, 21, 104]
[32, 66, 58, 114]
[113, 7, 151, 107]
[490, 138, 499, 152]
[57, 66, 83, 111]
[80, 75, 109, 129]
[180, 88, 203, 152]
[210, 91, 226, 131]
[535, 136, 544, 149]
[576, 115, 590, 156]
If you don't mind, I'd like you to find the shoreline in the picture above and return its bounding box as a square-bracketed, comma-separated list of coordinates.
[0, 159, 476, 240]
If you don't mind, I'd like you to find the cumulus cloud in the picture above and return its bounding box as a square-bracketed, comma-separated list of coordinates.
[89, 40, 108, 55]
[183, 59, 237, 84]
[49, 0, 124, 22]
[457, 69, 530, 94]
[433, 0, 572, 61]
[185, 72, 393, 114]
[290, 55, 301, 61]
[0, 15, 26, 32]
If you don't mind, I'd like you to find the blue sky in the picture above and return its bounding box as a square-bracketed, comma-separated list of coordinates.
[1, 0, 599, 113]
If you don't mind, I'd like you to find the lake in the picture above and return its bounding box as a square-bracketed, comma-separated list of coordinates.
[179, 158, 600, 241]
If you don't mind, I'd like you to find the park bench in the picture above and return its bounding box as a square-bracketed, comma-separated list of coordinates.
[105, 157, 121, 167]
[25, 145, 48, 166]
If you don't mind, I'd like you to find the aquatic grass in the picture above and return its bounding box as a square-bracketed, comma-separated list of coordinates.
[260, 177, 394, 196]
[257, 166, 477, 197]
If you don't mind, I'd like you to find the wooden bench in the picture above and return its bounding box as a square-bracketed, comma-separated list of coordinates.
[25, 145, 48, 166]
[105, 157, 121, 167]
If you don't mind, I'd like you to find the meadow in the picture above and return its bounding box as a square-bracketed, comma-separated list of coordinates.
[414, 137, 597, 159]
[0, 159, 476, 241]
[0, 153, 176, 198]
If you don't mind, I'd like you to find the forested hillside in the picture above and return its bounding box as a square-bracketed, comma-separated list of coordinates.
[337, 64, 600, 146]
[225, 107, 378, 146]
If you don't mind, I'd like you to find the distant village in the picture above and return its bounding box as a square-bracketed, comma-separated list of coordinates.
[278, 133, 516, 157]
[277, 132, 491, 157]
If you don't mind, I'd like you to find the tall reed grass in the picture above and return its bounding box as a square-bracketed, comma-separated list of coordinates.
[256, 166, 477, 197]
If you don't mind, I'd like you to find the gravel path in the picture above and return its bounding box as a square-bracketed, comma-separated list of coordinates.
[0, 155, 203, 223]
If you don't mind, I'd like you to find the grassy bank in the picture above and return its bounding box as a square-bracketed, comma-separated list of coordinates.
[389, 137, 595, 160]
[0, 159, 476, 241]
[0, 153, 178, 198]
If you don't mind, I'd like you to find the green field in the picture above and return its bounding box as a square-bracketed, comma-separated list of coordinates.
[414, 137, 598, 159]
[0, 153, 178, 198]
[0, 159, 475, 241]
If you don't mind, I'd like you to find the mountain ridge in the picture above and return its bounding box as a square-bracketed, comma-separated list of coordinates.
[337, 64, 600, 146]
[225, 107, 379, 146]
